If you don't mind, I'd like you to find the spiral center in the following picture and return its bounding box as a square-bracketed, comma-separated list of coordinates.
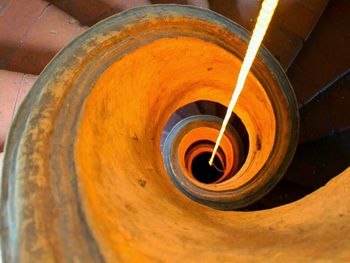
[191, 152, 224, 184]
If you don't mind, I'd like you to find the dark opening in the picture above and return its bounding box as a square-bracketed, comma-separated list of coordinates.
[161, 100, 249, 165]
[191, 152, 224, 184]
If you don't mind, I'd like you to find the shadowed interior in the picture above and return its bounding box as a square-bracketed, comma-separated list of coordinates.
[191, 152, 224, 183]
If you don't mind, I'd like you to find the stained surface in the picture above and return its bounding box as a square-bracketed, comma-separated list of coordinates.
[71, 36, 337, 261]
[0, 2, 349, 262]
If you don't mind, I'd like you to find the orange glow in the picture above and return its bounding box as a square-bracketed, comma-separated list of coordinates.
[209, 0, 279, 166]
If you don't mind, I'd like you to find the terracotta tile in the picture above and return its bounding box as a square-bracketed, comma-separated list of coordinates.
[94, 0, 151, 24]
[13, 74, 37, 114]
[299, 94, 333, 143]
[285, 65, 303, 107]
[297, 0, 329, 14]
[209, 0, 325, 69]
[287, 0, 350, 104]
[299, 71, 350, 143]
[9, 4, 87, 74]
[48, 0, 150, 26]
[151, 0, 209, 7]
[274, 0, 318, 40]
[0, 0, 11, 15]
[0, 71, 19, 150]
[264, 23, 303, 68]
[325, 72, 350, 132]
[288, 39, 333, 105]
[187, 0, 209, 8]
[47, 0, 117, 26]
[209, 0, 260, 32]
[0, 0, 49, 70]
[150, 0, 188, 4]
[0, 70, 37, 150]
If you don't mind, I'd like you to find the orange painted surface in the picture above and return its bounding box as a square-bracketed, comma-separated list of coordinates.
[177, 126, 237, 184]
[75, 37, 275, 261]
[1, 4, 349, 261]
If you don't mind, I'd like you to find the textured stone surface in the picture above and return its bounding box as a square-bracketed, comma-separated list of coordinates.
[0, 70, 37, 151]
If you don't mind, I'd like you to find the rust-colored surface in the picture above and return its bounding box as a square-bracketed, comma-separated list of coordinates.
[209, 0, 329, 69]
[287, 0, 350, 105]
[0, 2, 349, 263]
[177, 126, 237, 183]
[47, 0, 150, 26]
[0, 70, 37, 151]
[0, 6, 299, 261]
[0, 0, 87, 74]
[66, 35, 340, 261]
[0, 151, 3, 170]
[47, 0, 210, 26]
[77, 37, 277, 194]
[299, 71, 350, 143]
[0, 0, 48, 72]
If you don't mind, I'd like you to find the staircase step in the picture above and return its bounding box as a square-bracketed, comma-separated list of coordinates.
[287, 0, 350, 106]
[299, 71, 350, 143]
[0, 70, 37, 151]
[0, 0, 87, 75]
[185, 0, 209, 8]
[0, 0, 49, 72]
[209, 0, 328, 69]
[0, 151, 3, 169]
[149, 0, 209, 8]
[145, 0, 209, 8]
[48, 0, 151, 26]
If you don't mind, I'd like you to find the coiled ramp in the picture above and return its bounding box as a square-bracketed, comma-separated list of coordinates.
[1, 5, 350, 262]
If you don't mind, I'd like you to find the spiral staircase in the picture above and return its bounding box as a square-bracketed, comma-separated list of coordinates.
[1, 0, 349, 206]
[0, 0, 349, 262]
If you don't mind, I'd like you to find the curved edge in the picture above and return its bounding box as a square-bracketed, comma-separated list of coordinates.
[1, 4, 299, 261]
